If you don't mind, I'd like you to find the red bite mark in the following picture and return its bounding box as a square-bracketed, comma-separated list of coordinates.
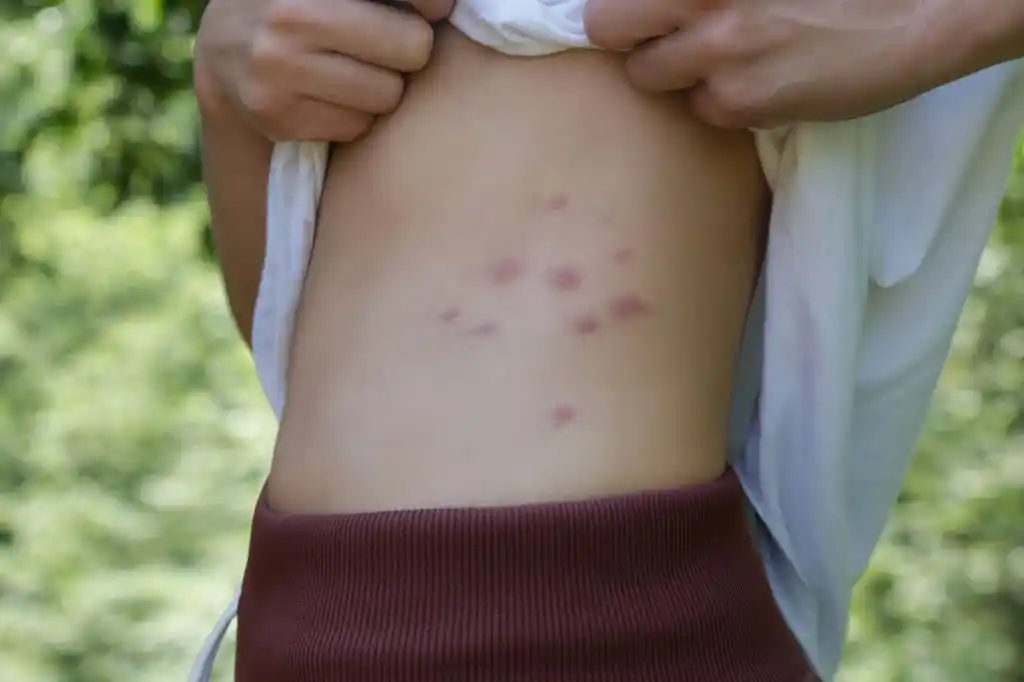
[548, 194, 569, 211]
[466, 322, 499, 337]
[613, 248, 634, 264]
[552, 405, 577, 429]
[488, 257, 525, 284]
[549, 265, 583, 292]
[572, 314, 601, 336]
[440, 307, 461, 324]
[609, 294, 651, 320]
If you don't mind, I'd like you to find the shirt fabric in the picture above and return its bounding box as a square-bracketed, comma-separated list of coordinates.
[191, 3, 1024, 680]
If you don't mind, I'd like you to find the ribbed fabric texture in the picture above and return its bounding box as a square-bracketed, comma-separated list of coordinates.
[236, 470, 817, 681]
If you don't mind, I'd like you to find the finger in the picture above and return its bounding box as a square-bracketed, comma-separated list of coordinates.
[285, 51, 405, 115]
[584, 0, 691, 51]
[685, 80, 776, 129]
[268, 0, 435, 72]
[266, 99, 376, 142]
[686, 83, 742, 128]
[367, 0, 452, 21]
[239, 57, 385, 139]
[624, 18, 729, 92]
[405, 0, 456, 22]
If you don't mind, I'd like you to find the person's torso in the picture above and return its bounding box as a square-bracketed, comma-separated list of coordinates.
[267, 25, 768, 513]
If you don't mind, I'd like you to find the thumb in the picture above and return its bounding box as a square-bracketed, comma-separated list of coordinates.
[404, 0, 456, 22]
[584, 0, 690, 51]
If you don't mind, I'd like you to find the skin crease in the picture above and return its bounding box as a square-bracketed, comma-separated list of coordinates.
[267, 25, 768, 513]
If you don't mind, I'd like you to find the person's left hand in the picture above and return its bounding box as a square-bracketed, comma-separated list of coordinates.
[583, 0, 974, 128]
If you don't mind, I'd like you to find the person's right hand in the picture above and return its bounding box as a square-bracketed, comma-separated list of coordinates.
[194, 0, 455, 141]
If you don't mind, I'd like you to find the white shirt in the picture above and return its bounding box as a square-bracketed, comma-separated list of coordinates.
[189, 3, 1024, 681]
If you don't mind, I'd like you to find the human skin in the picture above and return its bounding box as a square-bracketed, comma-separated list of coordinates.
[194, 0, 452, 344]
[195, 0, 453, 141]
[195, 2, 768, 515]
[267, 26, 768, 513]
[584, 0, 1024, 128]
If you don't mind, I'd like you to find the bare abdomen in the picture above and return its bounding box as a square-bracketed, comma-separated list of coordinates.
[268, 25, 767, 513]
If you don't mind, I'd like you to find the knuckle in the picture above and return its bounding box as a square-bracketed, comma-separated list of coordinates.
[248, 31, 273, 68]
[242, 34, 294, 124]
[624, 58, 659, 92]
[248, 27, 289, 80]
[239, 82, 285, 131]
[624, 50, 676, 92]
[372, 9, 435, 73]
[264, 0, 312, 32]
[582, 1, 617, 49]
[400, 18, 435, 72]
[706, 77, 763, 128]
[703, 16, 739, 58]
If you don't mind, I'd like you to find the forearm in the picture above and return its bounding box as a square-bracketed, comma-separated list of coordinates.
[198, 90, 273, 347]
[962, 0, 1024, 73]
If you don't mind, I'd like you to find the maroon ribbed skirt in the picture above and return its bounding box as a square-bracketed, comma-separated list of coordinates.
[235, 469, 817, 681]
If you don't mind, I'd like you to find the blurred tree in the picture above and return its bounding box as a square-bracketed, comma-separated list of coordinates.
[1, 0, 211, 284]
[0, 202, 273, 682]
[2, 0, 206, 206]
[1, 3, 272, 682]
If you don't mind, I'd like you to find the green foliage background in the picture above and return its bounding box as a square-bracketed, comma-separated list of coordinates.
[0, 2, 1021, 681]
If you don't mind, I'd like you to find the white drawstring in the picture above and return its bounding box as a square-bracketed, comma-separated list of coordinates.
[187, 585, 241, 682]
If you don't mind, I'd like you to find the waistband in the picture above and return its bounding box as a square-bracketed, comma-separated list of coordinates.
[235, 469, 816, 681]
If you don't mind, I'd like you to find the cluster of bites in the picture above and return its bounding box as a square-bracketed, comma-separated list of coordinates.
[438, 194, 652, 429]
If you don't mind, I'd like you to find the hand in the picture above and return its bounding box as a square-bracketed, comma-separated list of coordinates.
[584, 0, 976, 128]
[194, 0, 455, 141]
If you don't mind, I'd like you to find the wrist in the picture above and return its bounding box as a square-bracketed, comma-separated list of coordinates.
[962, 0, 1024, 72]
